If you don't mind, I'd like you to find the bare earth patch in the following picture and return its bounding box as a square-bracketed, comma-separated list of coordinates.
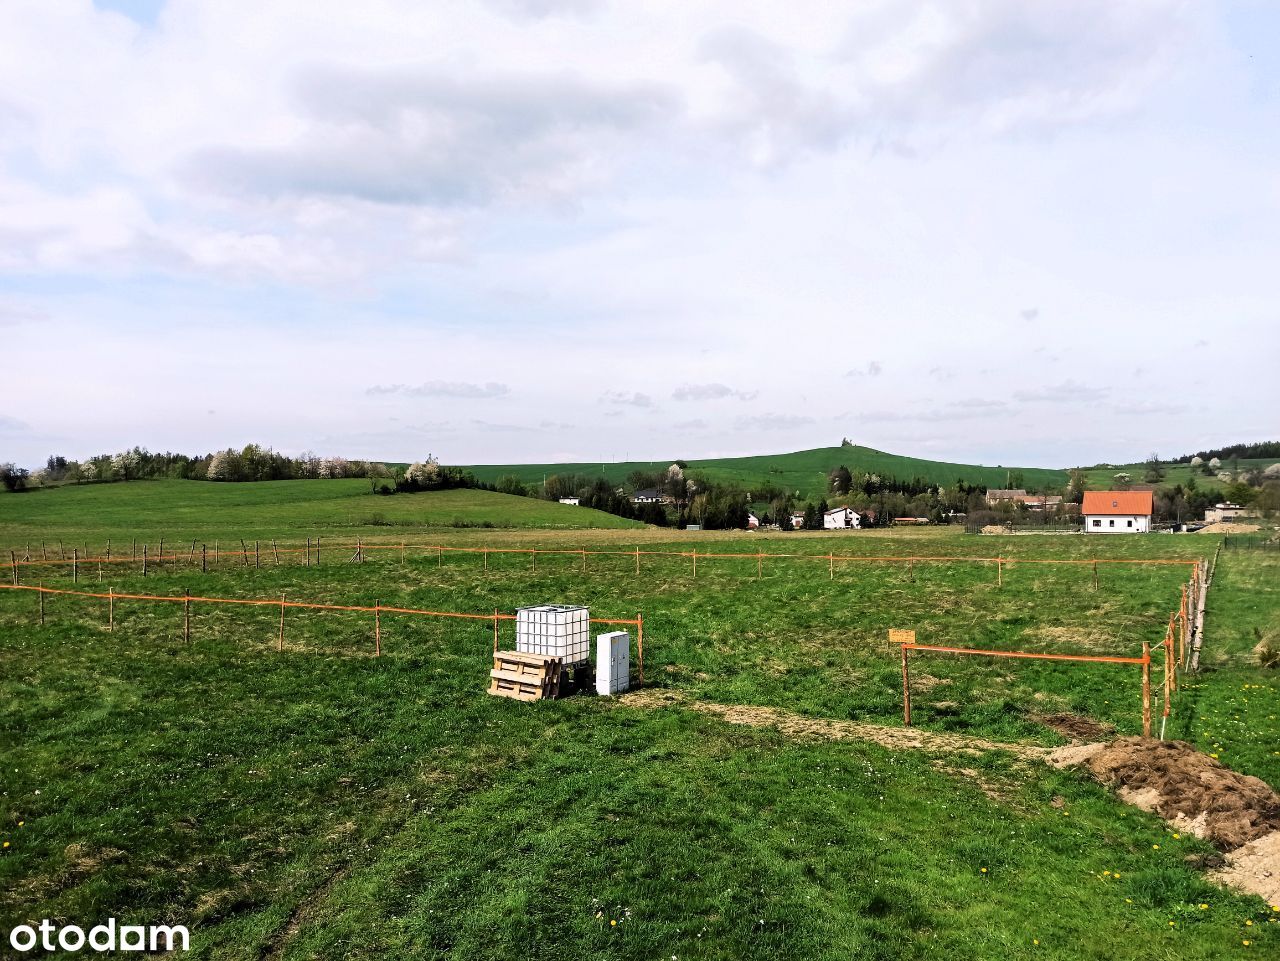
[1049, 736, 1280, 903]
[1035, 712, 1114, 742]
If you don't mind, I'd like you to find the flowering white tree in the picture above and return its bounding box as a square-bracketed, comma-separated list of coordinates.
[112, 449, 140, 481]
[1190, 456, 1204, 467]
[404, 458, 441, 486]
[206, 450, 235, 481]
[1209, 457, 1222, 469]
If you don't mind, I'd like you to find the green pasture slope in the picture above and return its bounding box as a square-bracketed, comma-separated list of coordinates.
[466, 445, 1069, 500]
[0, 479, 643, 543]
[1083, 458, 1279, 492]
[1, 483, 1277, 958]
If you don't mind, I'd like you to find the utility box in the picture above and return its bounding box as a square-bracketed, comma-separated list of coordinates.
[516, 605, 590, 664]
[596, 631, 630, 695]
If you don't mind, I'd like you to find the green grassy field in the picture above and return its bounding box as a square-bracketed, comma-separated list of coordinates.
[0, 480, 643, 543]
[2, 486, 1277, 959]
[465, 445, 1069, 500]
[1082, 458, 1278, 492]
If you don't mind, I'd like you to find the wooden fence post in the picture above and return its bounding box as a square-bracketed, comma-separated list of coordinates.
[39, 583, 45, 626]
[273, 540, 280, 565]
[829, 552, 834, 580]
[757, 551, 763, 580]
[72, 548, 78, 584]
[1142, 642, 1152, 738]
[375, 600, 381, 657]
[1093, 560, 1099, 591]
[908, 558, 914, 583]
[108, 587, 114, 632]
[105, 539, 111, 562]
[316, 537, 321, 565]
[214, 540, 218, 565]
[158, 539, 164, 570]
[484, 547, 488, 572]
[184, 589, 191, 644]
[635, 546, 640, 576]
[492, 608, 499, 653]
[142, 544, 147, 577]
[305, 538, 310, 566]
[9, 550, 15, 586]
[202, 544, 207, 573]
[901, 646, 912, 726]
[581, 546, 587, 574]
[997, 556, 1003, 587]
[255, 541, 260, 569]
[278, 593, 285, 652]
[692, 548, 697, 579]
[637, 612, 644, 686]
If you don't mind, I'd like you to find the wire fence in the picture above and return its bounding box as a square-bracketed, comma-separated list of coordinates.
[0, 582, 645, 681]
[4, 536, 1201, 587]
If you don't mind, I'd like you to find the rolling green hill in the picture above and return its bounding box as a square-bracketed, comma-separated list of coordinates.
[0, 479, 644, 542]
[466, 445, 1069, 500]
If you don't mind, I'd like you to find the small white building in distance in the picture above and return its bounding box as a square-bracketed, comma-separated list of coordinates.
[1204, 502, 1250, 523]
[1082, 490, 1153, 533]
[823, 506, 861, 529]
[558, 496, 580, 506]
[746, 511, 760, 529]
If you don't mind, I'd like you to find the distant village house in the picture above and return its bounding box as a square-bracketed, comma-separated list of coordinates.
[1082, 490, 1153, 533]
[823, 506, 860, 529]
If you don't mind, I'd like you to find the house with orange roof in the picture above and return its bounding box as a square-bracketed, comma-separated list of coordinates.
[1082, 490, 1153, 533]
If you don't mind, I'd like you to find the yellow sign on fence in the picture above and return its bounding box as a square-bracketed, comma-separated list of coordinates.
[888, 629, 916, 646]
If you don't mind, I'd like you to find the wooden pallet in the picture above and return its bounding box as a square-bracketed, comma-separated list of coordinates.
[488, 650, 562, 701]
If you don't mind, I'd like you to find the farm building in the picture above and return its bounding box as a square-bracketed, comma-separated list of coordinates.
[790, 510, 806, 529]
[823, 506, 860, 529]
[1016, 494, 1063, 511]
[1082, 490, 1153, 533]
[631, 488, 665, 505]
[558, 496, 580, 506]
[986, 488, 1027, 506]
[1203, 502, 1253, 523]
[746, 511, 760, 529]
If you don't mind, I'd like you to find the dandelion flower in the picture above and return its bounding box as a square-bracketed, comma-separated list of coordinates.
[980, 867, 988, 874]
[1199, 904, 1209, 910]
[1, 841, 7, 849]
[1246, 920, 1253, 926]
[611, 920, 617, 927]
[1152, 844, 1160, 850]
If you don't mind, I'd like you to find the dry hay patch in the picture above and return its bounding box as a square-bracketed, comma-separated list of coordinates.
[1022, 625, 1114, 652]
[617, 689, 1046, 760]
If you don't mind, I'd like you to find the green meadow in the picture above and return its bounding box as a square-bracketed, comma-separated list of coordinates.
[1, 481, 1277, 959]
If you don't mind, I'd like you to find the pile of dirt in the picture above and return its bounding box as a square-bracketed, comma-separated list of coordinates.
[1196, 522, 1262, 534]
[1035, 712, 1113, 742]
[1049, 737, 1280, 849]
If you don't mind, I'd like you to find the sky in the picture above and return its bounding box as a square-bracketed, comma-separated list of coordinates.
[1, 0, 1278, 471]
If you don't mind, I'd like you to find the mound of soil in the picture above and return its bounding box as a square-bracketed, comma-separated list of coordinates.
[1196, 522, 1262, 534]
[1051, 737, 1280, 850]
[1036, 712, 1113, 742]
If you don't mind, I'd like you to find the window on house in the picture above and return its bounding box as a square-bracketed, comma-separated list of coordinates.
[1092, 519, 1101, 527]
[1127, 520, 1133, 528]
[1109, 519, 1115, 527]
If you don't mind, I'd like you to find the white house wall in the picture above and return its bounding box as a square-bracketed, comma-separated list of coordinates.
[1084, 514, 1150, 533]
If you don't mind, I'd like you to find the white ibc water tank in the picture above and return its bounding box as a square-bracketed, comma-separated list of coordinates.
[515, 605, 590, 663]
[596, 631, 630, 695]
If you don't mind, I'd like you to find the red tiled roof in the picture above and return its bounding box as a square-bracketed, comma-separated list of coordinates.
[1082, 490, 1153, 516]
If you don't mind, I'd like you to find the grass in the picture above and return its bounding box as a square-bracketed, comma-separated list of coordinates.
[1082, 458, 1279, 492]
[2, 494, 1278, 958]
[0, 480, 644, 543]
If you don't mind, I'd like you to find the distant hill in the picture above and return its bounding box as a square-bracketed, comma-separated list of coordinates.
[465, 446, 1069, 502]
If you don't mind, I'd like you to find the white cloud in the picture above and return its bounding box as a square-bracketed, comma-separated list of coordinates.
[672, 383, 757, 401]
[366, 382, 510, 399]
[600, 390, 654, 408]
[735, 413, 815, 431]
